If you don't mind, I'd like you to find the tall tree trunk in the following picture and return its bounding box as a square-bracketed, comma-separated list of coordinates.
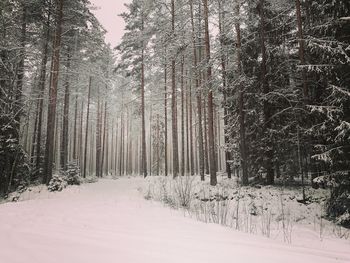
[190, 0, 205, 180]
[180, 56, 185, 176]
[119, 112, 124, 176]
[125, 109, 129, 174]
[141, 15, 148, 178]
[114, 120, 119, 174]
[105, 105, 109, 175]
[217, 108, 221, 172]
[95, 88, 101, 177]
[83, 76, 92, 178]
[259, 0, 274, 184]
[31, 100, 40, 165]
[101, 101, 107, 176]
[164, 60, 168, 176]
[78, 100, 84, 167]
[149, 105, 152, 176]
[54, 109, 60, 170]
[203, 98, 209, 174]
[203, 0, 217, 186]
[43, 0, 64, 184]
[189, 74, 194, 176]
[73, 95, 78, 160]
[295, 0, 309, 192]
[171, 0, 179, 178]
[218, 0, 232, 178]
[185, 72, 190, 174]
[60, 48, 71, 169]
[234, 1, 248, 185]
[128, 116, 133, 174]
[156, 114, 160, 175]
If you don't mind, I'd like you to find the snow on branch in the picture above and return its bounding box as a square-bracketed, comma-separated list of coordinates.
[329, 84, 350, 97]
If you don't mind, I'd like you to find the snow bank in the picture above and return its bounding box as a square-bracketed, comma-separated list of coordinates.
[0, 177, 349, 263]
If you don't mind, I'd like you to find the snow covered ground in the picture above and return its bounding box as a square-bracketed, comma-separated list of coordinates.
[0, 177, 349, 263]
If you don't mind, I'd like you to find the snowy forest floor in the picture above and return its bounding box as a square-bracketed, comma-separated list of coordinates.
[0, 177, 349, 263]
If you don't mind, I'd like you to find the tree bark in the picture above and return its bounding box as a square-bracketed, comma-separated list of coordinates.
[190, 0, 205, 180]
[171, 0, 179, 178]
[181, 56, 185, 176]
[95, 88, 101, 177]
[141, 14, 148, 178]
[43, 0, 64, 184]
[164, 60, 168, 176]
[259, 0, 274, 184]
[218, 0, 232, 179]
[73, 95, 78, 160]
[189, 74, 194, 176]
[60, 48, 71, 169]
[185, 71, 190, 175]
[156, 114, 160, 175]
[234, 1, 248, 185]
[78, 100, 84, 167]
[149, 105, 152, 176]
[83, 76, 92, 178]
[101, 101, 107, 176]
[203, 0, 217, 186]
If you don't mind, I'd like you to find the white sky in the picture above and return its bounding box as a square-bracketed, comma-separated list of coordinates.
[89, 0, 132, 47]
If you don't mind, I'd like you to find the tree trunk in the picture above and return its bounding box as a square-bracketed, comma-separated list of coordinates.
[185, 71, 190, 175]
[203, 98, 209, 174]
[203, 0, 217, 186]
[234, 1, 248, 185]
[156, 114, 160, 175]
[101, 101, 107, 176]
[141, 15, 148, 178]
[190, 0, 205, 180]
[149, 105, 152, 176]
[189, 74, 194, 176]
[83, 76, 92, 178]
[295, 0, 309, 191]
[164, 60, 168, 176]
[73, 95, 78, 160]
[181, 56, 185, 176]
[171, 0, 179, 178]
[105, 105, 109, 176]
[43, 0, 64, 184]
[218, 0, 232, 179]
[95, 88, 101, 177]
[60, 48, 71, 169]
[259, 0, 274, 184]
[114, 120, 119, 174]
[119, 112, 124, 176]
[78, 100, 84, 167]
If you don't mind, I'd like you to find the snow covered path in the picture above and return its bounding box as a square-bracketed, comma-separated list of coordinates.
[0, 178, 349, 263]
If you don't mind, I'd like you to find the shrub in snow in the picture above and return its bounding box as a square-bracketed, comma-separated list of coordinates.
[158, 178, 176, 208]
[336, 211, 350, 227]
[322, 171, 350, 228]
[61, 162, 82, 186]
[174, 176, 194, 208]
[48, 174, 68, 192]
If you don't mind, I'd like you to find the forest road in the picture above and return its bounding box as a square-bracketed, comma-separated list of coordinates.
[0, 177, 349, 263]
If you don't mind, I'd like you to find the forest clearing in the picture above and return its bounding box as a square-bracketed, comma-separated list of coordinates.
[1, 177, 349, 263]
